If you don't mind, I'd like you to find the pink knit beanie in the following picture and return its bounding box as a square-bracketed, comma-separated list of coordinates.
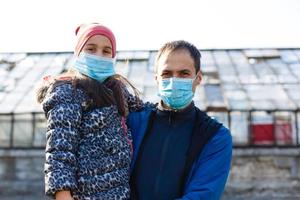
[74, 23, 116, 57]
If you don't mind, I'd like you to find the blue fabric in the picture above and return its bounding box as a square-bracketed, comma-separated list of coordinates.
[127, 107, 232, 200]
[131, 105, 196, 199]
[158, 77, 194, 109]
[74, 52, 116, 82]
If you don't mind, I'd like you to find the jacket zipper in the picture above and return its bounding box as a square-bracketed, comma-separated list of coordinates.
[154, 112, 172, 198]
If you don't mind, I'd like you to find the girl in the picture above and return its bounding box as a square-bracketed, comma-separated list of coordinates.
[37, 23, 142, 200]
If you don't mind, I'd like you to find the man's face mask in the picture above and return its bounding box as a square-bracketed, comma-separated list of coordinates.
[158, 77, 195, 110]
[73, 52, 116, 82]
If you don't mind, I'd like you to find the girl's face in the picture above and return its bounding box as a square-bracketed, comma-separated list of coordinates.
[82, 35, 113, 58]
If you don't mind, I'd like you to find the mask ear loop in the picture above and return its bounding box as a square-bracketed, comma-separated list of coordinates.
[194, 71, 202, 83]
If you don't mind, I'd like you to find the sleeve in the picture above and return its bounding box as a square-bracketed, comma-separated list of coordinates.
[42, 84, 83, 198]
[121, 83, 144, 112]
[179, 126, 233, 200]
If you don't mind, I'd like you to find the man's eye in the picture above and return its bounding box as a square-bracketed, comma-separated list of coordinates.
[161, 73, 171, 78]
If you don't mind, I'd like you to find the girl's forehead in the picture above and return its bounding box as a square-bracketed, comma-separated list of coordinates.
[86, 35, 112, 47]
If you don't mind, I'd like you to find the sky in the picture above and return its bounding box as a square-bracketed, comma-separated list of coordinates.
[0, 0, 300, 53]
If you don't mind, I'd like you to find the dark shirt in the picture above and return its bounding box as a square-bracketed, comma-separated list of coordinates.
[131, 103, 196, 200]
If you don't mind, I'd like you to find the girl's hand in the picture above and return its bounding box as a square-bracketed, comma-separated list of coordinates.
[55, 190, 74, 200]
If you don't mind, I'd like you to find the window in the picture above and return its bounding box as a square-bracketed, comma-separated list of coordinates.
[250, 111, 298, 146]
[224, 89, 249, 110]
[33, 114, 46, 147]
[194, 85, 206, 111]
[117, 51, 149, 60]
[204, 84, 227, 111]
[244, 49, 280, 59]
[244, 84, 292, 110]
[127, 60, 148, 93]
[207, 111, 229, 128]
[14, 90, 39, 113]
[201, 51, 215, 66]
[283, 84, 300, 102]
[0, 92, 24, 113]
[230, 112, 249, 145]
[252, 61, 277, 84]
[274, 112, 295, 145]
[143, 86, 159, 102]
[115, 60, 130, 77]
[213, 51, 232, 66]
[229, 51, 249, 65]
[289, 63, 300, 80]
[148, 51, 158, 73]
[280, 50, 299, 63]
[0, 114, 11, 147]
[250, 111, 275, 145]
[13, 114, 33, 147]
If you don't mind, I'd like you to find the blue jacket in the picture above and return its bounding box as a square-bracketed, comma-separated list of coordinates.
[127, 106, 232, 200]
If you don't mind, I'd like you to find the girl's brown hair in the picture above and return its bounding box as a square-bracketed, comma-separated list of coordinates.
[37, 69, 139, 117]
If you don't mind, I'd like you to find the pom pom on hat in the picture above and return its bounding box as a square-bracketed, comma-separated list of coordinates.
[74, 23, 116, 57]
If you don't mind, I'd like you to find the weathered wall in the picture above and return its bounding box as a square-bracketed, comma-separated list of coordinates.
[1, 148, 300, 200]
[223, 148, 300, 200]
[0, 150, 49, 200]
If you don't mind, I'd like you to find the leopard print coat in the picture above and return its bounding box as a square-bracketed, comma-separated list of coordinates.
[41, 81, 143, 200]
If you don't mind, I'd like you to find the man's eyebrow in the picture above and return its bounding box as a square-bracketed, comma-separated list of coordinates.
[161, 69, 172, 72]
[179, 69, 192, 73]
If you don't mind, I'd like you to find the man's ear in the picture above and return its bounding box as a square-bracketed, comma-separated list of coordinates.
[192, 71, 202, 92]
[195, 71, 202, 85]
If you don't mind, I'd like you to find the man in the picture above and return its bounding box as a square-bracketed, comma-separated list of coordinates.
[127, 40, 232, 200]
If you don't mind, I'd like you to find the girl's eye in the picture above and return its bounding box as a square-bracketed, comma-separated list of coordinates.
[103, 50, 112, 54]
[84, 46, 96, 53]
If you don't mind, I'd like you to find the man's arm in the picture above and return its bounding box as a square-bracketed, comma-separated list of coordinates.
[179, 126, 232, 200]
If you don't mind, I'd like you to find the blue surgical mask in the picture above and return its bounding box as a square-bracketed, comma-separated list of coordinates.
[158, 77, 195, 110]
[73, 52, 116, 82]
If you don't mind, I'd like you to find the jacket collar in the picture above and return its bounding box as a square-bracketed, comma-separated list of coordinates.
[156, 101, 196, 120]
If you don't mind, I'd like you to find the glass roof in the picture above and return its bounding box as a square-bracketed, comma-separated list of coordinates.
[0, 48, 300, 113]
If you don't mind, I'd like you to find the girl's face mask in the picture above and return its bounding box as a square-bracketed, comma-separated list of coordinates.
[73, 52, 116, 82]
[158, 77, 195, 110]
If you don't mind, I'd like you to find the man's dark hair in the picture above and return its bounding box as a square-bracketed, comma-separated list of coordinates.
[154, 40, 201, 73]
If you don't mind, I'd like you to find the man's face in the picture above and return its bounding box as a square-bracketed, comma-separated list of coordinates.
[155, 49, 202, 92]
